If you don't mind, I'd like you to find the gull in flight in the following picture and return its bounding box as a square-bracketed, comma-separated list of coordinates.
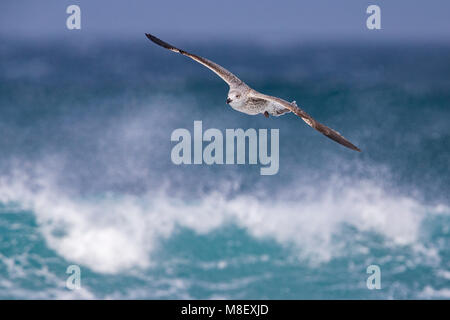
[145, 33, 361, 152]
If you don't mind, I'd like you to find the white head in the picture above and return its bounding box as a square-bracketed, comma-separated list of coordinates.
[226, 89, 245, 109]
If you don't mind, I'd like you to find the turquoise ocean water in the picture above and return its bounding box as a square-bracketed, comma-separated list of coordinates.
[0, 38, 449, 299]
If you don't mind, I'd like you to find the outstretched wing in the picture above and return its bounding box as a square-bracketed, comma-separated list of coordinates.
[250, 91, 361, 152]
[145, 33, 244, 87]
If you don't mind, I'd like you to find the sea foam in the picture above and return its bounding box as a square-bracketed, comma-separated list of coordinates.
[0, 165, 436, 274]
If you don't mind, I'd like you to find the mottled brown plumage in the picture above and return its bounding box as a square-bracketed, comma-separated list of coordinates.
[145, 33, 361, 152]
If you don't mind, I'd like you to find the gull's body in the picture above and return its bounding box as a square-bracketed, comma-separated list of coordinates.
[145, 33, 361, 152]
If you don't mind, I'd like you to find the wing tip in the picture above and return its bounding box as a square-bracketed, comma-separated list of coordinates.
[145, 33, 157, 43]
[342, 140, 361, 152]
[145, 33, 178, 52]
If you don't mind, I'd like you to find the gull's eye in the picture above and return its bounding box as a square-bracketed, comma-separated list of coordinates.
[236, 94, 240, 98]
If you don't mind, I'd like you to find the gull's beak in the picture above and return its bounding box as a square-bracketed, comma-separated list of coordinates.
[226, 98, 232, 104]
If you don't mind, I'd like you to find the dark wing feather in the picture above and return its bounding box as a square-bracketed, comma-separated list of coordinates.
[145, 33, 244, 87]
[252, 92, 361, 152]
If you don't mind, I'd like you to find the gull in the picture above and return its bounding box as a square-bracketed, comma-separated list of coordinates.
[145, 33, 361, 152]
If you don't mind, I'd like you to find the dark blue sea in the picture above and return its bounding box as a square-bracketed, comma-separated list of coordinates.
[0, 37, 449, 299]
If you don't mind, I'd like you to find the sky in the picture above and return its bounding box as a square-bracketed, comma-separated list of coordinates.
[1, 0, 450, 43]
